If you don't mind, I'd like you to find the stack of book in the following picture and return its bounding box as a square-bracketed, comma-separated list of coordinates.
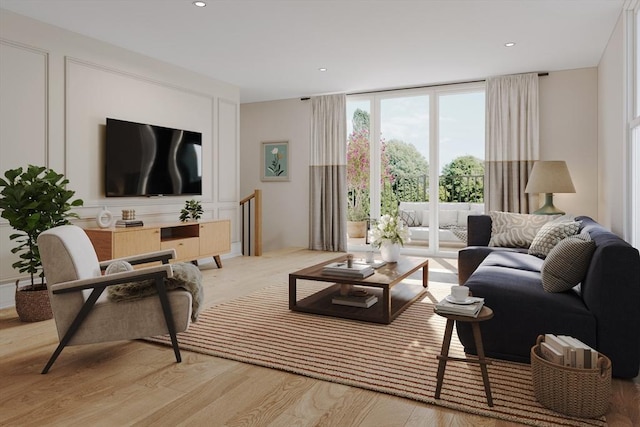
[541, 334, 598, 369]
[322, 262, 374, 279]
[434, 296, 484, 318]
[115, 219, 144, 228]
[332, 291, 378, 308]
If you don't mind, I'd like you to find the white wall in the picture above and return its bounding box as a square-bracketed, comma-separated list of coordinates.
[539, 68, 599, 219]
[240, 69, 602, 252]
[598, 13, 625, 236]
[240, 99, 311, 251]
[0, 10, 241, 307]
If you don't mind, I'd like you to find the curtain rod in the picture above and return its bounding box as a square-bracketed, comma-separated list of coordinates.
[300, 72, 549, 100]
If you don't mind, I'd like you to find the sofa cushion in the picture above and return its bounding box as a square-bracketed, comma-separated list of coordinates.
[528, 220, 580, 258]
[421, 210, 430, 226]
[489, 211, 559, 248]
[420, 209, 458, 227]
[469, 203, 485, 212]
[439, 210, 458, 227]
[480, 251, 543, 273]
[439, 202, 469, 210]
[542, 233, 596, 292]
[399, 209, 420, 227]
[458, 263, 596, 363]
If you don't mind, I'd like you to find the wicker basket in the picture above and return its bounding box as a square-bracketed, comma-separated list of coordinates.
[531, 335, 611, 418]
[15, 281, 53, 322]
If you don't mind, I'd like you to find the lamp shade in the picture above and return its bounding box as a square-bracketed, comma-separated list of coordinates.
[525, 161, 575, 194]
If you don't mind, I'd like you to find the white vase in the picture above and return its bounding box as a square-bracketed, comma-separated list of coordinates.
[96, 206, 114, 228]
[380, 241, 401, 263]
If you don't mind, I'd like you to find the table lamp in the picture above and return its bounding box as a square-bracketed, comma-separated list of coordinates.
[525, 161, 575, 215]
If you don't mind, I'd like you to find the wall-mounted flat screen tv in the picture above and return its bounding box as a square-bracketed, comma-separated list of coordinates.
[105, 118, 202, 197]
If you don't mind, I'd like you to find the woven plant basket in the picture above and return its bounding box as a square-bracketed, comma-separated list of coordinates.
[15, 281, 53, 322]
[531, 335, 611, 418]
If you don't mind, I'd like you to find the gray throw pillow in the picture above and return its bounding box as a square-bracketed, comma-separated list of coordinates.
[528, 220, 580, 259]
[541, 233, 596, 292]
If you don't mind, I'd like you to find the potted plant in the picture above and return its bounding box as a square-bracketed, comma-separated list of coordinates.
[179, 199, 203, 222]
[0, 165, 84, 322]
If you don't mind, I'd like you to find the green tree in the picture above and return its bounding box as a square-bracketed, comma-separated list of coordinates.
[439, 155, 484, 202]
[384, 139, 429, 206]
[352, 108, 370, 134]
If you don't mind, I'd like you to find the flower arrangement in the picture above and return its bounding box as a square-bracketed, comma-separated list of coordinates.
[370, 214, 411, 248]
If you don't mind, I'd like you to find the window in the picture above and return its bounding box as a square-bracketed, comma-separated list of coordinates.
[347, 84, 485, 255]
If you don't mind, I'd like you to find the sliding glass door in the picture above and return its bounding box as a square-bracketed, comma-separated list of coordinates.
[347, 83, 485, 255]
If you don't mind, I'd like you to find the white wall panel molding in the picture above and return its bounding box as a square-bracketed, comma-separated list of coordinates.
[0, 40, 49, 288]
[219, 206, 240, 243]
[64, 56, 215, 205]
[0, 39, 48, 172]
[65, 57, 219, 101]
[217, 98, 239, 204]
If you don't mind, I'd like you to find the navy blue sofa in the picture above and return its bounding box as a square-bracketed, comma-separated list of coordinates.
[456, 215, 640, 378]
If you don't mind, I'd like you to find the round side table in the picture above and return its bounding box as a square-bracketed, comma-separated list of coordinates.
[434, 305, 494, 406]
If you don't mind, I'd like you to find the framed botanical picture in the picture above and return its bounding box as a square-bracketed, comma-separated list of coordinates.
[261, 141, 289, 181]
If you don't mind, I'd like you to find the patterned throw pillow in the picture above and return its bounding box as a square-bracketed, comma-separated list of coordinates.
[399, 210, 420, 227]
[541, 233, 596, 292]
[528, 220, 580, 258]
[488, 211, 560, 248]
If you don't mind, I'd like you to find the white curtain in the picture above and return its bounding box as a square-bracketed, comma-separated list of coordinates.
[309, 94, 347, 251]
[485, 73, 539, 213]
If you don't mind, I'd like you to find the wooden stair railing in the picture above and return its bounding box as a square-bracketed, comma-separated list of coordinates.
[239, 189, 262, 256]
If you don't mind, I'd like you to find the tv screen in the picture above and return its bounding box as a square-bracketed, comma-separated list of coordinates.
[105, 118, 202, 197]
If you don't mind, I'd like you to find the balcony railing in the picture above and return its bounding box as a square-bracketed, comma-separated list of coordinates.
[384, 173, 484, 203]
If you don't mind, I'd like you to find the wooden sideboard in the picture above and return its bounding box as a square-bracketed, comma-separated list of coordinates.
[85, 219, 231, 267]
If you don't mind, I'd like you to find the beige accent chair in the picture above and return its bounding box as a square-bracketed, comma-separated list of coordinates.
[37, 225, 192, 374]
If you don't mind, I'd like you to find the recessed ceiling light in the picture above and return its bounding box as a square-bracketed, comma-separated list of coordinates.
[318, 68, 327, 72]
[193, 1, 206, 7]
[504, 42, 516, 47]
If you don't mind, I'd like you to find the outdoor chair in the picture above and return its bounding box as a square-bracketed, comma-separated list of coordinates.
[37, 225, 192, 374]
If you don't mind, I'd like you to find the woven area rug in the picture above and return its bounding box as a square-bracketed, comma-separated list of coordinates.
[146, 283, 606, 427]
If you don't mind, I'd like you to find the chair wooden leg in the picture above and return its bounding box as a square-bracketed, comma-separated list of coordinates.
[154, 277, 182, 363]
[42, 287, 105, 374]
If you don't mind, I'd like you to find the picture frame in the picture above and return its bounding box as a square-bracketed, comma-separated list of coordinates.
[261, 141, 290, 181]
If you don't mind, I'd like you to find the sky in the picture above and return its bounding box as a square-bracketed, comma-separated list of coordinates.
[346, 91, 485, 173]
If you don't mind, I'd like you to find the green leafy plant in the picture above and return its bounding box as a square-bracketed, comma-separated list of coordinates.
[179, 199, 203, 222]
[0, 165, 84, 290]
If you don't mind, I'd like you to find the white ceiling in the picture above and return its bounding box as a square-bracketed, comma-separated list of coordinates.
[0, 0, 624, 103]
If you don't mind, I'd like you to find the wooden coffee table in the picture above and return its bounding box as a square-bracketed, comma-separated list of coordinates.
[289, 255, 429, 324]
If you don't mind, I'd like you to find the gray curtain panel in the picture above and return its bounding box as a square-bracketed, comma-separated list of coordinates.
[309, 94, 347, 251]
[485, 73, 539, 213]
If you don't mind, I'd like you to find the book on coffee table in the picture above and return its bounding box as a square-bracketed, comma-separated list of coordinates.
[322, 262, 374, 278]
[331, 294, 378, 308]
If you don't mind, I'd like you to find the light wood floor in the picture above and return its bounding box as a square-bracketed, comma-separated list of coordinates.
[1, 249, 638, 426]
